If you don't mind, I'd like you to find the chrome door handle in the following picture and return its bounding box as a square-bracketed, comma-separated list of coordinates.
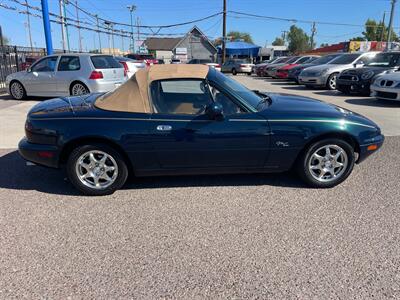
[156, 125, 172, 131]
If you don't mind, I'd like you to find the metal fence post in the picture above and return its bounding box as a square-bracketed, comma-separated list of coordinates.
[15, 46, 19, 72]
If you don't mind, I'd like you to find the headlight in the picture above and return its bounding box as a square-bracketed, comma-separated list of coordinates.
[361, 70, 375, 80]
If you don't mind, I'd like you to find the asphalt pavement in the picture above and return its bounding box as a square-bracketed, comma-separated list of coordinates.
[0, 77, 399, 298]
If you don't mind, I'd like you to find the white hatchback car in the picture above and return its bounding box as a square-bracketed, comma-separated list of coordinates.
[371, 72, 400, 101]
[6, 53, 125, 99]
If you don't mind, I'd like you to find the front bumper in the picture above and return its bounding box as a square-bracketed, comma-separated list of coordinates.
[336, 79, 371, 94]
[276, 71, 289, 79]
[18, 138, 60, 168]
[298, 74, 328, 86]
[358, 134, 385, 164]
[370, 85, 400, 101]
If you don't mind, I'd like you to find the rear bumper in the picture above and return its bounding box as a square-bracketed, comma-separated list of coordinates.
[86, 79, 125, 93]
[357, 134, 385, 164]
[18, 138, 60, 168]
[238, 67, 252, 73]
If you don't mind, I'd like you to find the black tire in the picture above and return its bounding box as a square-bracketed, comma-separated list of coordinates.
[66, 144, 129, 196]
[70, 82, 90, 96]
[296, 138, 355, 188]
[304, 85, 314, 89]
[326, 73, 339, 90]
[232, 68, 237, 75]
[247, 72, 252, 76]
[9, 80, 27, 100]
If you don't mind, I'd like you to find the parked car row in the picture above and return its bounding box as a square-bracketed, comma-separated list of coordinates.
[257, 51, 400, 102]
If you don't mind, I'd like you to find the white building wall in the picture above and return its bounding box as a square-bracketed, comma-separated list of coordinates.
[155, 50, 173, 63]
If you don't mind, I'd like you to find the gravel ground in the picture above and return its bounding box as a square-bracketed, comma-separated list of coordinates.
[0, 136, 399, 298]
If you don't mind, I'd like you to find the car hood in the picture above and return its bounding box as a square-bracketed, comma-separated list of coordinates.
[340, 66, 395, 76]
[259, 92, 378, 128]
[28, 94, 99, 118]
[305, 63, 353, 73]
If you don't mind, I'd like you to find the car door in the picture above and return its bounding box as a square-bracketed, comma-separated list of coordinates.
[24, 56, 59, 96]
[148, 78, 270, 169]
[221, 60, 231, 72]
[54, 55, 82, 96]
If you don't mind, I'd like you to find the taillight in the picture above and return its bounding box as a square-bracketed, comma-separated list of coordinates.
[240, 64, 247, 67]
[120, 61, 128, 77]
[216, 64, 221, 67]
[89, 70, 103, 79]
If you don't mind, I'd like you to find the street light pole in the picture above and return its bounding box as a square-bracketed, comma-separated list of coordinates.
[59, 0, 67, 52]
[75, 0, 82, 52]
[127, 4, 136, 53]
[95, 14, 102, 53]
[387, 0, 397, 50]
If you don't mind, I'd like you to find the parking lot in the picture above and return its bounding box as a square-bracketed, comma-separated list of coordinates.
[0, 76, 399, 298]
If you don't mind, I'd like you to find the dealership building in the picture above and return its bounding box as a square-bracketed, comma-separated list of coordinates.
[142, 26, 217, 63]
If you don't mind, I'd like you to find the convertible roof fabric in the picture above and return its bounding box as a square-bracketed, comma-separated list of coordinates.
[94, 64, 209, 113]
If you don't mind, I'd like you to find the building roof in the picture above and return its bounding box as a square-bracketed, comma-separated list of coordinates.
[143, 26, 217, 52]
[143, 38, 182, 51]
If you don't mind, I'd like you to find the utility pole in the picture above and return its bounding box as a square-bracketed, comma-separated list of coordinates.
[110, 23, 115, 55]
[95, 14, 102, 53]
[25, 0, 33, 50]
[0, 25, 4, 48]
[104, 21, 112, 54]
[63, 0, 70, 51]
[310, 22, 316, 49]
[59, 0, 67, 52]
[281, 30, 288, 44]
[75, 0, 82, 52]
[222, 0, 227, 64]
[136, 16, 140, 51]
[121, 31, 124, 53]
[127, 4, 136, 53]
[387, 0, 397, 51]
[380, 12, 387, 42]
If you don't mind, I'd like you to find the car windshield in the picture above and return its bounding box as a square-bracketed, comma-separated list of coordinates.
[365, 52, 400, 67]
[329, 54, 360, 64]
[312, 54, 342, 65]
[286, 56, 300, 64]
[274, 57, 289, 63]
[210, 70, 264, 111]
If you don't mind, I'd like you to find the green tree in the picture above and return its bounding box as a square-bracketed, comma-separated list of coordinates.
[272, 37, 285, 46]
[319, 43, 329, 47]
[287, 25, 311, 54]
[226, 31, 254, 43]
[351, 18, 399, 42]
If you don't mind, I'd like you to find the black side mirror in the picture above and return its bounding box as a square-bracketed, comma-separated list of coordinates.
[205, 102, 224, 120]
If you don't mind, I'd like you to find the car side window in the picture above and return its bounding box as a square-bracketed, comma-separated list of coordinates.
[209, 85, 247, 115]
[150, 79, 213, 115]
[31, 56, 58, 72]
[58, 56, 81, 71]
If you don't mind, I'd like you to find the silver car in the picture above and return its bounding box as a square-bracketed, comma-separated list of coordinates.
[6, 53, 125, 99]
[298, 52, 378, 90]
[221, 59, 254, 75]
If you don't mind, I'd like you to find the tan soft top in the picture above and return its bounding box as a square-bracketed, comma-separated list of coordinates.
[94, 64, 209, 113]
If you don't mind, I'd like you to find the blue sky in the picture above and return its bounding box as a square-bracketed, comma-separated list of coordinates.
[0, 0, 397, 51]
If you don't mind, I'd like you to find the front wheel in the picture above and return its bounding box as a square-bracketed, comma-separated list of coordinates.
[66, 144, 129, 196]
[232, 68, 237, 75]
[326, 73, 338, 90]
[296, 139, 355, 188]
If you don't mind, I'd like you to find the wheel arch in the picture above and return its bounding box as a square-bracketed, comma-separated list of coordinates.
[294, 131, 361, 166]
[59, 136, 134, 174]
[9, 79, 27, 94]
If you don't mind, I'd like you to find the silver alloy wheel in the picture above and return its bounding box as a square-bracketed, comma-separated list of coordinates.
[71, 83, 89, 96]
[10, 82, 24, 99]
[308, 144, 348, 183]
[328, 74, 337, 90]
[75, 150, 118, 190]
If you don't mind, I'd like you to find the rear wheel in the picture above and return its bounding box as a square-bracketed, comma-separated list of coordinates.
[337, 86, 351, 95]
[66, 144, 128, 196]
[326, 73, 339, 90]
[70, 82, 89, 96]
[9, 81, 26, 100]
[296, 139, 355, 188]
[232, 68, 237, 75]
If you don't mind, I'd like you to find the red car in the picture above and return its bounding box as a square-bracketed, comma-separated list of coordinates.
[275, 56, 319, 79]
[125, 53, 158, 66]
